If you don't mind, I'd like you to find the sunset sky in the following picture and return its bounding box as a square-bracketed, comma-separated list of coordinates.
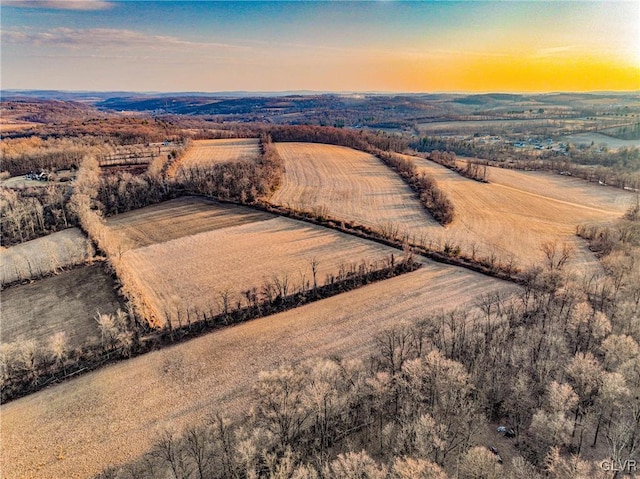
[1, 0, 639, 93]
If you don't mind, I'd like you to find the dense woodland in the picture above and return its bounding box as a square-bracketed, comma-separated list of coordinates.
[0, 184, 77, 246]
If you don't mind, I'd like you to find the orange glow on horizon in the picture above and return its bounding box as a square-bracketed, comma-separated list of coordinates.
[375, 52, 640, 93]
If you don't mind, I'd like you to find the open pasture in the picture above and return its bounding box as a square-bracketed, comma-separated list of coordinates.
[104, 196, 273, 251]
[270, 142, 440, 234]
[0, 262, 516, 479]
[413, 157, 635, 271]
[1, 228, 93, 285]
[169, 138, 260, 176]
[120, 214, 406, 325]
[561, 132, 640, 150]
[1, 263, 123, 350]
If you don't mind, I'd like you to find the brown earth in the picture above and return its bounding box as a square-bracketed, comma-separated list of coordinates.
[412, 157, 635, 273]
[0, 262, 516, 479]
[0, 263, 123, 349]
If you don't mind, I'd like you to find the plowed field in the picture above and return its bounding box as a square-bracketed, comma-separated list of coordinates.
[122, 216, 404, 325]
[169, 138, 260, 176]
[0, 263, 515, 479]
[270, 142, 440, 236]
[413, 157, 635, 271]
[271, 142, 632, 272]
[104, 197, 405, 326]
[104, 196, 272, 251]
[1, 263, 123, 349]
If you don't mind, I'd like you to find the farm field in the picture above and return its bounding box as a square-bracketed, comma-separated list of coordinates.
[0, 262, 517, 479]
[1, 228, 94, 285]
[119, 213, 407, 326]
[0, 263, 123, 349]
[416, 118, 564, 133]
[271, 142, 440, 235]
[412, 157, 635, 271]
[169, 138, 260, 176]
[478, 161, 634, 210]
[0, 119, 40, 133]
[561, 132, 640, 149]
[104, 196, 273, 251]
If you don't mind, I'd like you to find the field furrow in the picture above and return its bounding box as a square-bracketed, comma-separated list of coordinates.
[270, 142, 440, 235]
[411, 157, 635, 271]
[0, 263, 515, 479]
[169, 138, 260, 176]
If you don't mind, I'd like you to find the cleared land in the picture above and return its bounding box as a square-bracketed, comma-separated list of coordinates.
[561, 132, 640, 150]
[0, 119, 40, 133]
[269, 142, 632, 272]
[413, 157, 635, 271]
[271, 142, 440, 235]
[417, 118, 564, 133]
[1, 228, 93, 285]
[169, 138, 260, 176]
[104, 196, 272, 251]
[121, 215, 405, 325]
[0, 262, 516, 479]
[0, 263, 123, 349]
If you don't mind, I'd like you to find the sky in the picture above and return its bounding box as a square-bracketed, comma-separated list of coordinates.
[1, 0, 639, 93]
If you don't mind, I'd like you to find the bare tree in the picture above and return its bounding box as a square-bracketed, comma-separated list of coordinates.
[150, 430, 189, 479]
[541, 241, 574, 271]
[183, 425, 211, 479]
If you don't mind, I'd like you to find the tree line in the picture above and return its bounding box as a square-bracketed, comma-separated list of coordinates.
[0, 184, 77, 246]
[94, 234, 640, 478]
[374, 151, 454, 226]
[413, 136, 640, 191]
[0, 254, 419, 403]
[425, 150, 488, 183]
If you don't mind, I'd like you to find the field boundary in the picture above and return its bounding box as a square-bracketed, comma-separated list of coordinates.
[419, 151, 489, 182]
[252, 199, 522, 283]
[0, 257, 104, 291]
[1, 254, 420, 403]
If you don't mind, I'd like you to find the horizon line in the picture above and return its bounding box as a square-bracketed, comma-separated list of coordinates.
[3, 88, 640, 96]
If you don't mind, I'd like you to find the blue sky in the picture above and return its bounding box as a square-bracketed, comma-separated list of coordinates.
[1, 1, 639, 92]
